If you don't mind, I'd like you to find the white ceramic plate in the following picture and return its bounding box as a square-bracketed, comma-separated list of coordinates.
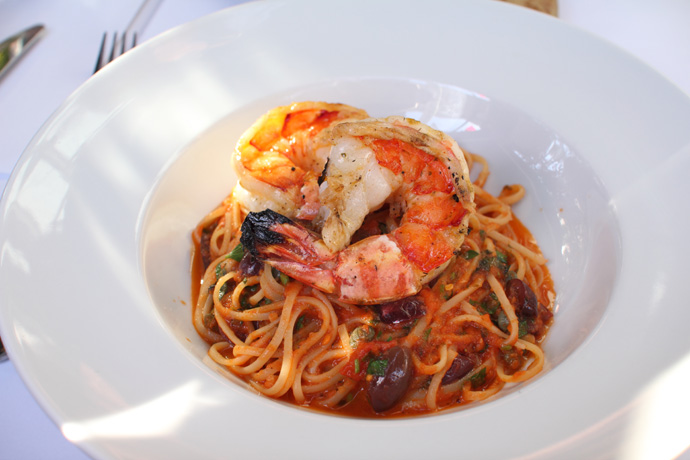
[2, 0, 690, 458]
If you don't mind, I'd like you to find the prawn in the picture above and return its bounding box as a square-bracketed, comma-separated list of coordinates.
[240, 117, 475, 304]
[233, 102, 369, 220]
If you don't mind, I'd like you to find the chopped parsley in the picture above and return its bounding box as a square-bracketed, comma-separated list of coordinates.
[217, 282, 229, 300]
[463, 250, 479, 260]
[440, 283, 452, 300]
[228, 243, 245, 261]
[367, 358, 389, 376]
[496, 250, 508, 264]
[518, 320, 529, 338]
[476, 251, 509, 274]
[470, 367, 487, 389]
[478, 292, 500, 315]
[215, 263, 227, 279]
[294, 315, 306, 331]
[239, 293, 250, 309]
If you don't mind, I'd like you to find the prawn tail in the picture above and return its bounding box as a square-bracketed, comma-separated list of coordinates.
[240, 209, 336, 293]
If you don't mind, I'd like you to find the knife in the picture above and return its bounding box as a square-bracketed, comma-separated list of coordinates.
[0, 24, 45, 80]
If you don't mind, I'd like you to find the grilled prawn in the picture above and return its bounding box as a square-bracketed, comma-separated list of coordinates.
[240, 117, 475, 304]
[233, 102, 369, 220]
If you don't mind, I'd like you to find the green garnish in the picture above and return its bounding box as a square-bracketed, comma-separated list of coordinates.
[477, 256, 494, 271]
[463, 250, 479, 260]
[496, 250, 508, 264]
[478, 293, 500, 315]
[478, 300, 498, 315]
[279, 272, 290, 285]
[215, 263, 226, 279]
[470, 367, 487, 388]
[228, 243, 245, 261]
[440, 283, 452, 300]
[518, 320, 529, 338]
[217, 282, 228, 300]
[239, 294, 250, 309]
[423, 327, 432, 341]
[476, 252, 509, 274]
[294, 316, 306, 331]
[367, 358, 389, 376]
[354, 358, 361, 374]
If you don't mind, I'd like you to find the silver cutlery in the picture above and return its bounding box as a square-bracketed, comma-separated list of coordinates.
[94, 31, 137, 73]
[0, 337, 6, 362]
[93, 0, 163, 73]
[0, 24, 44, 80]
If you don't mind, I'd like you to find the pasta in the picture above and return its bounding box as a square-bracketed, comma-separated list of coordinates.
[190, 104, 554, 417]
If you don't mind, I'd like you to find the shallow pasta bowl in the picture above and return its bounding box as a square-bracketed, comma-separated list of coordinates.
[1, 0, 690, 458]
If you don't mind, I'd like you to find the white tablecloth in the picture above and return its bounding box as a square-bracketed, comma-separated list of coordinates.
[1, 0, 689, 458]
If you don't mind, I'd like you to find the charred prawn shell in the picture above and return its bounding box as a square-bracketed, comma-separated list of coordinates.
[240, 209, 293, 259]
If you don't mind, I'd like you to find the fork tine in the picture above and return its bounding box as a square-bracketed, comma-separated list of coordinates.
[108, 31, 118, 63]
[94, 29, 140, 74]
[120, 30, 127, 56]
[94, 32, 107, 73]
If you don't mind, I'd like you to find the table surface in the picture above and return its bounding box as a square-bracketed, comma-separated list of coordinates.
[1, 0, 689, 458]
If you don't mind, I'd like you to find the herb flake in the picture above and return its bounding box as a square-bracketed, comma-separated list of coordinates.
[470, 367, 487, 389]
[463, 250, 479, 260]
[228, 243, 245, 261]
[367, 358, 389, 376]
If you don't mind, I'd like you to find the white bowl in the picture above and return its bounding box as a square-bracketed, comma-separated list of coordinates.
[2, 0, 690, 458]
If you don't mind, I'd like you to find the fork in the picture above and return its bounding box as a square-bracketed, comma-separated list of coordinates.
[93, 31, 137, 73]
[92, 0, 163, 74]
[0, 336, 7, 362]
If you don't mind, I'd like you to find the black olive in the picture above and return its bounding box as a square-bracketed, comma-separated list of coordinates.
[441, 354, 476, 385]
[375, 297, 425, 325]
[367, 346, 414, 413]
[238, 252, 263, 277]
[506, 278, 538, 319]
